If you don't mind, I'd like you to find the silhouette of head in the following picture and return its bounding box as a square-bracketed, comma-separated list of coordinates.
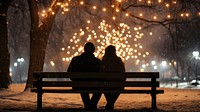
[105, 45, 116, 56]
[84, 42, 95, 54]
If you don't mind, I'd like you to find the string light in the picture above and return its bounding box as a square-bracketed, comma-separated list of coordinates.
[57, 2, 61, 5]
[181, 13, 184, 17]
[165, 3, 170, 8]
[61, 20, 148, 61]
[153, 16, 157, 20]
[112, 16, 116, 20]
[167, 14, 171, 19]
[102, 8, 107, 12]
[38, 1, 199, 22]
[186, 13, 189, 17]
[116, 8, 120, 12]
[38, 1, 200, 68]
[80, 1, 84, 5]
[158, 0, 162, 3]
[139, 13, 143, 17]
[93, 6, 97, 9]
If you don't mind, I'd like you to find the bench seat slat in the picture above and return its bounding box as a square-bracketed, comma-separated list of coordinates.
[31, 88, 164, 94]
[33, 81, 160, 87]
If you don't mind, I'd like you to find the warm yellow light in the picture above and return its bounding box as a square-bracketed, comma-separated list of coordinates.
[48, 8, 52, 11]
[117, 0, 122, 2]
[111, 5, 115, 8]
[42, 10, 46, 13]
[116, 8, 120, 12]
[93, 6, 97, 9]
[147, 0, 151, 4]
[158, 0, 162, 3]
[9, 73, 12, 77]
[87, 20, 91, 23]
[167, 14, 171, 19]
[140, 68, 144, 72]
[80, 1, 84, 5]
[50, 61, 55, 66]
[103, 8, 106, 12]
[153, 16, 157, 20]
[174, 61, 176, 65]
[186, 13, 189, 17]
[149, 32, 153, 35]
[112, 16, 116, 20]
[125, 13, 129, 17]
[165, 3, 170, 7]
[139, 13, 143, 17]
[181, 13, 184, 17]
[61, 47, 65, 51]
[41, 13, 45, 17]
[65, 20, 148, 62]
[57, 2, 61, 5]
[172, 1, 177, 4]
[64, 8, 69, 12]
[52, 12, 55, 15]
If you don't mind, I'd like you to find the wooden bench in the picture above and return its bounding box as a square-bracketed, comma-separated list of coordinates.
[31, 72, 164, 110]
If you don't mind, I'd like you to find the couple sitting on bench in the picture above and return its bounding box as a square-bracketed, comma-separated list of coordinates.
[67, 42, 125, 110]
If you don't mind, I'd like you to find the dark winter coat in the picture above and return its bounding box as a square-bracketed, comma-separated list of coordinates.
[67, 52, 101, 89]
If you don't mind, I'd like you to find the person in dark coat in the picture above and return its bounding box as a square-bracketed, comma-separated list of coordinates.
[101, 45, 125, 110]
[67, 42, 102, 110]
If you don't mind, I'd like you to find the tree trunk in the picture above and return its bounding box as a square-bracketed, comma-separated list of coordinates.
[25, 0, 63, 90]
[0, 1, 12, 88]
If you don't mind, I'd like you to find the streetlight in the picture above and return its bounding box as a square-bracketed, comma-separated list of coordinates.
[161, 61, 167, 84]
[192, 51, 199, 85]
[193, 51, 199, 59]
[161, 61, 167, 66]
[151, 60, 156, 66]
[17, 58, 24, 82]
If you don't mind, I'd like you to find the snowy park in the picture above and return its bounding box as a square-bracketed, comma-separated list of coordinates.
[1, 0, 200, 112]
[0, 83, 200, 112]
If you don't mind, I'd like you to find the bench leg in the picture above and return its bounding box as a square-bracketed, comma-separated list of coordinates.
[37, 92, 42, 110]
[151, 94, 157, 110]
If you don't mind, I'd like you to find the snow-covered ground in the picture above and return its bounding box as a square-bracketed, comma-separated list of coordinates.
[160, 82, 200, 89]
[0, 83, 200, 112]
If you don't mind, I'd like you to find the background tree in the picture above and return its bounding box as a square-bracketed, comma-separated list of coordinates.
[0, 0, 12, 88]
[25, 0, 64, 90]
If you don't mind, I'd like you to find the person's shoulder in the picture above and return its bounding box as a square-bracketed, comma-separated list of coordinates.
[94, 57, 101, 62]
[95, 57, 101, 61]
[71, 55, 81, 61]
[117, 56, 124, 62]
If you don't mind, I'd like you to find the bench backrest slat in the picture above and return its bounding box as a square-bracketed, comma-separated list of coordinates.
[33, 72, 159, 78]
[32, 72, 160, 89]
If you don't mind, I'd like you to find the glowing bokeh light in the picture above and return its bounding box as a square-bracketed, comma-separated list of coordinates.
[62, 20, 148, 61]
